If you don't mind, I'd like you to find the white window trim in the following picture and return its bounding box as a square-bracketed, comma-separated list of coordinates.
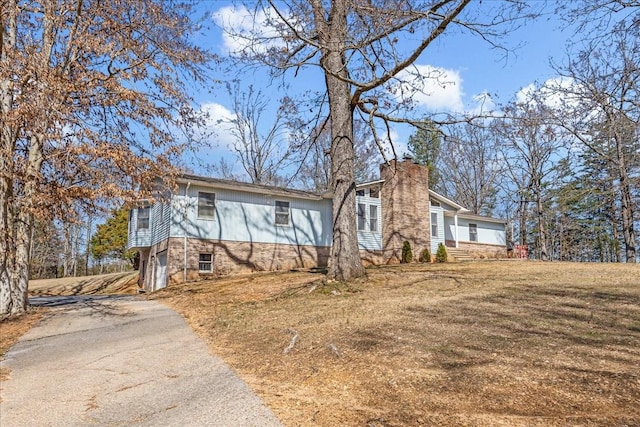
[275, 200, 290, 226]
[369, 204, 378, 232]
[357, 203, 366, 231]
[431, 212, 438, 237]
[198, 192, 216, 220]
[469, 223, 478, 242]
[198, 253, 213, 273]
[137, 206, 150, 230]
[357, 202, 380, 233]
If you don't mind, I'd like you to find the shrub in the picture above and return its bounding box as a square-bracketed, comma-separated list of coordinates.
[401, 241, 413, 263]
[419, 248, 431, 263]
[436, 243, 447, 263]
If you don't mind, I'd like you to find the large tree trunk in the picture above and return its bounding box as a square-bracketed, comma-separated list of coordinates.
[0, 1, 19, 316]
[1, 2, 52, 316]
[314, 0, 365, 281]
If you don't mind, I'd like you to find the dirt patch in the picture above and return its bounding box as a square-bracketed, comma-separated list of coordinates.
[151, 262, 640, 426]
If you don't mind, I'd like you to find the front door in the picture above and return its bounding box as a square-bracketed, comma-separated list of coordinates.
[154, 251, 167, 291]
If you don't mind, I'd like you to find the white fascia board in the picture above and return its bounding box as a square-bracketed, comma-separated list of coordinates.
[428, 190, 468, 212]
[176, 175, 326, 201]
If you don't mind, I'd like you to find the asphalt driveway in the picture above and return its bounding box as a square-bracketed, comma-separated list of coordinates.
[0, 296, 282, 426]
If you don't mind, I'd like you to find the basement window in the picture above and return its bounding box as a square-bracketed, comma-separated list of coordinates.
[199, 253, 213, 273]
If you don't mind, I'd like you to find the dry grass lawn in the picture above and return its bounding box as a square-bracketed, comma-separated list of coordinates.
[29, 271, 138, 295]
[150, 261, 640, 427]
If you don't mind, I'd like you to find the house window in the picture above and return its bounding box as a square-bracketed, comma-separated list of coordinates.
[137, 206, 150, 229]
[431, 212, 438, 237]
[199, 253, 213, 272]
[369, 187, 380, 198]
[357, 203, 366, 231]
[356, 189, 365, 197]
[369, 205, 378, 232]
[275, 200, 290, 225]
[198, 192, 216, 219]
[469, 223, 478, 242]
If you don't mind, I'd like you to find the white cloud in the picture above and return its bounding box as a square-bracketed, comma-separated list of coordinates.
[194, 102, 236, 150]
[212, 5, 284, 55]
[396, 65, 465, 112]
[515, 77, 580, 110]
[469, 91, 496, 115]
[515, 82, 536, 105]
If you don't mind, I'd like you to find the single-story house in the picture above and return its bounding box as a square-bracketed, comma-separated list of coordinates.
[127, 158, 507, 291]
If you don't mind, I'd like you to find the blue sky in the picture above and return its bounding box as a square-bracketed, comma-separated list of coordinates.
[185, 1, 575, 175]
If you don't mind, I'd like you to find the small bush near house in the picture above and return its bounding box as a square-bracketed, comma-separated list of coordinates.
[401, 241, 413, 263]
[419, 248, 431, 263]
[436, 243, 447, 263]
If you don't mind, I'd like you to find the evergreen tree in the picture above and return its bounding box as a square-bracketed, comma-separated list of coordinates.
[436, 243, 448, 263]
[407, 123, 441, 189]
[90, 208, 136, 267]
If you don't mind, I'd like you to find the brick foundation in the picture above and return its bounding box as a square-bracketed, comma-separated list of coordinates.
[157, 238, 330, 288]
[448, 240, 507, 259]
[360, 249, 383, 266]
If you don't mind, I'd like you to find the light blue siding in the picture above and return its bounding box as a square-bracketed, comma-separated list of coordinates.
[430, 206, 445, 253]
[444, 216, 455, 242]
[127, 208, 151, 249]
[456, 217, 506, 245]
[150, 203, 171, 245]
[127, 202, 171, 249]
[355, 194, 382, 251]
[170, 184, 332, 247]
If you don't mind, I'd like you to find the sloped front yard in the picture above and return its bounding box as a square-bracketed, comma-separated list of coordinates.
[152, 262, 640, 426]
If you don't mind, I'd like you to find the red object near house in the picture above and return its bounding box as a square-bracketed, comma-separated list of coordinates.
[515, 245, 528, 259]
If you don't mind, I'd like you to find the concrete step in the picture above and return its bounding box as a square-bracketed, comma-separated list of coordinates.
[444, 248, 474, 262]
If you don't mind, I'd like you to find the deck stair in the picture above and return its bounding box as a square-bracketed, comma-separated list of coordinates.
[445, 248, 474, 262]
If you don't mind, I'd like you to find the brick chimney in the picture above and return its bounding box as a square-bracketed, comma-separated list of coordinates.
[380, 158, 431, 263]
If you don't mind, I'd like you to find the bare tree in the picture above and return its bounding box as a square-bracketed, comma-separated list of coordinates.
[439, 123, 503, 216]
[294, 118, 381, 192]
[217, 0, 536, 280]
[219, 81, 294, 185]
[1, 0, 210, 317]
[559, 0, 639, 36]
[498, 102, 565, 261]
